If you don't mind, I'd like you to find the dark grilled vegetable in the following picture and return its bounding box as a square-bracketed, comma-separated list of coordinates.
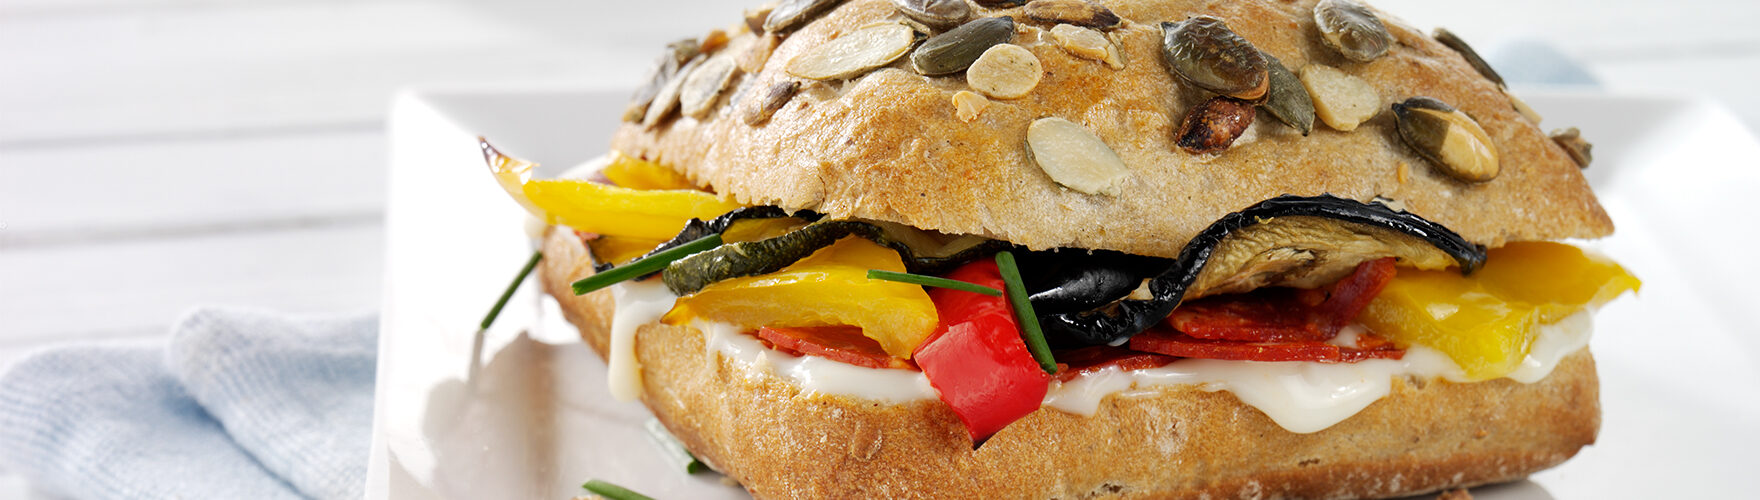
[1020, 249, 1169, 314]
[1039, 195, 1487, 345]
[664, 219, 1006, 295]
[593, 206, 810, 273]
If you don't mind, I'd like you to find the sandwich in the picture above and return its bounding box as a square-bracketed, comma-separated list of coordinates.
[484, 0, 1639, 497]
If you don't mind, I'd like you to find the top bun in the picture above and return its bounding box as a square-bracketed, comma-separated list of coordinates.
[611, 0, 1612, 259]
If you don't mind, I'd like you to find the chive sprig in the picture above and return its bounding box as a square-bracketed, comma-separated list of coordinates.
[480, 250, 543, 330]
[995, 251, 1057, 374]
[866, 269, 1003, 296]
[582, 479, 654, 500]
[571, 234, 722, 295]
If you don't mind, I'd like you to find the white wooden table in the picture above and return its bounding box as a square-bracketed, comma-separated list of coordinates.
[1, 0, 1755, 497]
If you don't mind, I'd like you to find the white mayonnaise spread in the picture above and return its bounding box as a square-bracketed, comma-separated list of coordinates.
[605, 280, 678, 401]
[602, 281, 1597, 432]
[696, 321, 939, 403]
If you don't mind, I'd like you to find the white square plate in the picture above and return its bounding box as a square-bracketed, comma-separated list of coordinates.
[367, 85, 1760, 499]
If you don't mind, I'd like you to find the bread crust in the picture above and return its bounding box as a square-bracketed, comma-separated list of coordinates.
[541, 230, 1600, 499]
[611, 0, 1612, 259]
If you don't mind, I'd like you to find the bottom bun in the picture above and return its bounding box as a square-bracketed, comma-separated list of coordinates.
[541, 230, 1599, 499]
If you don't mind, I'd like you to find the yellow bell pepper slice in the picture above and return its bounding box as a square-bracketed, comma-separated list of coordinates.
[586, 236, 666, 266]
[1360, 241, 1639, 380]
[663, 236, 939, 359]
[483, 140, 742, 239]
[602, 152, 700, 191]
[1473, 241, 1643, 324]
[522, 180, 742, 240]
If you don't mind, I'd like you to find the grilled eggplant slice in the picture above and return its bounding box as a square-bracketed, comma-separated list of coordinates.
[1039, 195, 1487, 345]
[1021, 250, 1170, 314]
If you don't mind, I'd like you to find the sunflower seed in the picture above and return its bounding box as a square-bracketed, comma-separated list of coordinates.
[1259, 52, 1314, 135]
[744, 80, 802, 125]
[967, 43, 1042, 99]
[1432, 28, 1505, 88]
[1027, 117, 1130, 195]
[895, 0, 970, 31]
[974, 0, 1028, 7]
[1394, 96, 1501, 183]
[952, 90, 990, 121]
[1314, 0, 1392, 62]
[765, 0, 844, 35]
[643, 56, 703, 127]
[1299, 63, 1379, 131]
[680, 54, 740, 118]
[1048, 24, 1123, 69]
[912, 16, 1015, 75]
[1176, 96, 1256, 154]
[1160, 17, 1268, 100]
[1506, 88, 1542, 123]
[1550, 127, 1592, 168]
[785, 23, 921, 80]
[1024, 0, 1120, 30]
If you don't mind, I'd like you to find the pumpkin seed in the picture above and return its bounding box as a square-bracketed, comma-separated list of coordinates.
[643, 55, 703, 127]
[1299, 63, 1379, 131]
[1175, 96, 1257, 154]
[1027, 117, 1130, 196]
[744, 80, 801, 125]
[912, 16, 1015, 75]
[1313, 0, 1392, 62]
[1393, 96, 1501, 183]
[680, 54, 739, 119]
[1550, 127, 1592, 168]
[765, 0, 844, 35]
[1432, 28, 1505, 88]
[967, 43, 1042, 99]
[1024, 0, 1120, 30]
[1160, 17, 1268, 100]
[1258, 52, 1314, 135]
[895, 0, 970, 31]
[623, 40, 702, 123]
[952, 90, 989, 121]
[974, 0, 1029, 7]
[1048, 23, 1123, 69]
[785, 23, 921, 80]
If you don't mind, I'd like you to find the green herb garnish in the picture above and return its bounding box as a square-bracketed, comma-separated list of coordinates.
[582, 479, 654, 500]
[480, 250, 543, 330]
[866, 269, 1003, 296]
[572, 234, 723, 295]
[995, 251, 1057, 374]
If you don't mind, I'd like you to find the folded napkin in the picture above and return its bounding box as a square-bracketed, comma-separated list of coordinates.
[0, 307, 378, 500]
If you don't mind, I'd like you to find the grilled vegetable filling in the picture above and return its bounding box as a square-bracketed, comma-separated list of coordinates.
[484, 146, 1637, 442]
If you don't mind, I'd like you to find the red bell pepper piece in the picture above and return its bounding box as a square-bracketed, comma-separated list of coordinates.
[913, 260, 1051, 444]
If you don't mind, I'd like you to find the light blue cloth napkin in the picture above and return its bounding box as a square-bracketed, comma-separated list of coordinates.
[0, 307, 377, 500]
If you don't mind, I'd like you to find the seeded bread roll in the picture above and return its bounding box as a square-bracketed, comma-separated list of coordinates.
[540, 229, 1599, 499]
[612, 0, 1611, 259]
